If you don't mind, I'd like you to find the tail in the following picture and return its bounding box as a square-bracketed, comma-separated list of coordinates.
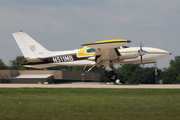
[12, 32, 50, 59]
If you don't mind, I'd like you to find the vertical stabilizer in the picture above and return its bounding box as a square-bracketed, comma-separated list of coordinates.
[12, 32, 50, 59]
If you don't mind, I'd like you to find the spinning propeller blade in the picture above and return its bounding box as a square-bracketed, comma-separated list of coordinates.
[140, 42, 142, 64]
[138, 42, 148, 64]
[140, 42, 142, 51]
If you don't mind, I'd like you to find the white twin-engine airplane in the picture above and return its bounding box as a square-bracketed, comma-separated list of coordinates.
[12, 32, 171, 81]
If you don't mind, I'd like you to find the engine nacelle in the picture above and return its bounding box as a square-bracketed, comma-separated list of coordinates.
[120, 52, 139, 59]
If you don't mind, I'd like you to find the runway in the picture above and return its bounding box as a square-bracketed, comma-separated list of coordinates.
[0, 83, 180, 89]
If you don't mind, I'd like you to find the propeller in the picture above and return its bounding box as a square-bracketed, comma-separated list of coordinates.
[138, 42, 148, 64]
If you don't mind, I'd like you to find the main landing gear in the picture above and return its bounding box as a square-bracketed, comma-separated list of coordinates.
[105, 71, 117, 81]
[104, 61, 118, 81]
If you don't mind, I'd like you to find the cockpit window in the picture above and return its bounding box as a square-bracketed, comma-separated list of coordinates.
[87, 48, 96, 53]
[117, 47, 121, 49]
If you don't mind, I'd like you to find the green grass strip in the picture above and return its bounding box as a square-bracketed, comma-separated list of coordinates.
[0, 88, 180, 120]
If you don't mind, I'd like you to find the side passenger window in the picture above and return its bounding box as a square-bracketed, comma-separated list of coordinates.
[87, 48, 96, 53]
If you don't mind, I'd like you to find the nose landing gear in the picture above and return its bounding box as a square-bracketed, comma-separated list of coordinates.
[153, 70, 160, 77]
[153, 62, 160, 77]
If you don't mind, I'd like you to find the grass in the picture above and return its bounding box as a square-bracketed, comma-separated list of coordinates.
[0, 88, 180, 120]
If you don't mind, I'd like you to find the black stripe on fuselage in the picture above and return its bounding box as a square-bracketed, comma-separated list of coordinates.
[21, 53, 89, 66]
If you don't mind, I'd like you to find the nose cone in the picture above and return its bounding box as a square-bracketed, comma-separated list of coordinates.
[162, 50, 171, 55]
[153, 48, 171, 55]
[158, 49, 171, 59]
[139, 47, 171, 62]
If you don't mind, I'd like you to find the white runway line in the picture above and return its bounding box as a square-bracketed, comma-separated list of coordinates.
[0, 84, 180, 88]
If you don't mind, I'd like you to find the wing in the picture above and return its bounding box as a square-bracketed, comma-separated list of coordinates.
[82, 39, 132, 67]
[81, 39, 131, 49]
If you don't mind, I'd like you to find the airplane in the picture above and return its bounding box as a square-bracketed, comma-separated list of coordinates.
[12, 31, 171, 81]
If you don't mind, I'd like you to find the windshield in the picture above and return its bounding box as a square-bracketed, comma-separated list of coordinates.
[78, 46, 84, 49]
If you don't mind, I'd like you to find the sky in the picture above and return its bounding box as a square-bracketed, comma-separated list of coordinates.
[0, 0, 180, 69]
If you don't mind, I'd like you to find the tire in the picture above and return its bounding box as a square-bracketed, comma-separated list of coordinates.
[105, 71, 114, 77]
[110, 73, 117, 81]
[153, 70, 160, 77]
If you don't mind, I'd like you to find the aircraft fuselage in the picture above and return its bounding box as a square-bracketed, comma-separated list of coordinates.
[21, 47, 170, 69]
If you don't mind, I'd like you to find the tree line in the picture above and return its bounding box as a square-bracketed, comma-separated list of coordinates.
[0, 56, 180, 84]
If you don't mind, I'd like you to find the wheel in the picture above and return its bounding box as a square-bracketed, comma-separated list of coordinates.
[105, 71, 114, 77]
[153, 70, 160, 77]
[109, 73, 117, 81]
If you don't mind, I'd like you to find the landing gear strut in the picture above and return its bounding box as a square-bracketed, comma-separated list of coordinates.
[153, 62, 160, 77]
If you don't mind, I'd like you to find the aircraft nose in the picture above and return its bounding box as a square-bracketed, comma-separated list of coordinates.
[156, 50, 171, 60]
[164, 50, 171, 55]
[161, 49, 171, 56]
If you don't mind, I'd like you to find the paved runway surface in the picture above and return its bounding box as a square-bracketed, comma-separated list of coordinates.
[0, 83, 180, 88]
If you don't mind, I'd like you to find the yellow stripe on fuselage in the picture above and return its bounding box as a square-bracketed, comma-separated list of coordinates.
[147, 51, 170, 54]
[120, 50, 170, 54]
